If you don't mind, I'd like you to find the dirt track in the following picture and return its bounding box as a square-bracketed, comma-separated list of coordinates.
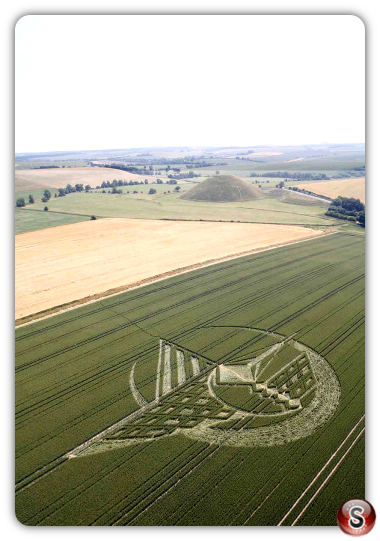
[15, 218, 325, 321]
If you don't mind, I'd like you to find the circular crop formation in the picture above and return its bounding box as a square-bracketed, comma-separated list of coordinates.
[183, 327, 341, 447]
[96, 325, 342, 454]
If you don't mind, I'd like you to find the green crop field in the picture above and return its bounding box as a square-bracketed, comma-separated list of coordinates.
[15, 232, 364, 525]
[29, 190, 333, 227]
[15, 160, 89, 170]
[15, 187, 60, 204]
[15, 209, 90, 234]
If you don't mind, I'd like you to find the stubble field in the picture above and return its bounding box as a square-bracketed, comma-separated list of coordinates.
[15, 218, 324, 320]
[293, 178, 365, 203]
[15, 166, 150, 191]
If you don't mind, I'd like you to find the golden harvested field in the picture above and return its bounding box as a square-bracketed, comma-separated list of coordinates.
[15, 166, 147, 191]
[15, 218, 325, 320]
[294, 177, 365, 203]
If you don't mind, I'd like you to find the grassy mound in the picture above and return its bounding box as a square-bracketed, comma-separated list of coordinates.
[180, 175, 262, 202]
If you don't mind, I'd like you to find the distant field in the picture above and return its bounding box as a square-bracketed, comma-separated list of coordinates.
[15, 218, 324, 320]
[244, 152, 283, 157]
[93, 180, 195, 199]
[279, 190, 330, 206]
[15, 144, 365, 174]
[15, 187, 60, 204]
[31, 190, 333, 226]
[293, 178, 365, 203]
[15, 208, 89, 234]
[15, 166, 152, 191]
[16, 179, 335, 234]
[15, 233, 364, 525]
[15, 160, 88, 170]
[16, 179, 195, 204]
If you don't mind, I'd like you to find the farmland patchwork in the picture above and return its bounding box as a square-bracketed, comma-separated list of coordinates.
[15, 233, 364, 526]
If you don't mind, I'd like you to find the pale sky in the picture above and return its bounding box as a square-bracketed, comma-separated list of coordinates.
[15, 15, 365, 153]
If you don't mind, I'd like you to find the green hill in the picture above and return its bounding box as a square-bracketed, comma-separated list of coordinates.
[180, 175, 262, 202]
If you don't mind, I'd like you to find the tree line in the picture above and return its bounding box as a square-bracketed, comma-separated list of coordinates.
[325, 196, 365, 226]
[91, 163, 154, 175]
[287, 186, 332, 201]
[168, 171, 200, 180]
[100, 179, 148, 188]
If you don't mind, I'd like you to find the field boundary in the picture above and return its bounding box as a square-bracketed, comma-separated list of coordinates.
[17, 207, 95, 218]
[17, 206, 339, 229]
[15, 230, 336, 328]
[282, 188, 332, 204]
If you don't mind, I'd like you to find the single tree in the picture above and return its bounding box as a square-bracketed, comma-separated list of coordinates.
[16, 197, 25, 207]
[357, 210, 365, 227]
[148, 188, 157, 194]
[44, 206, 49, 211]
[28, 194, 35, 204]
[43, 189, 51, 201]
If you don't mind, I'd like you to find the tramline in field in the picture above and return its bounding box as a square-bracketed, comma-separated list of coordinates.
[15, 232, 365, 526]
